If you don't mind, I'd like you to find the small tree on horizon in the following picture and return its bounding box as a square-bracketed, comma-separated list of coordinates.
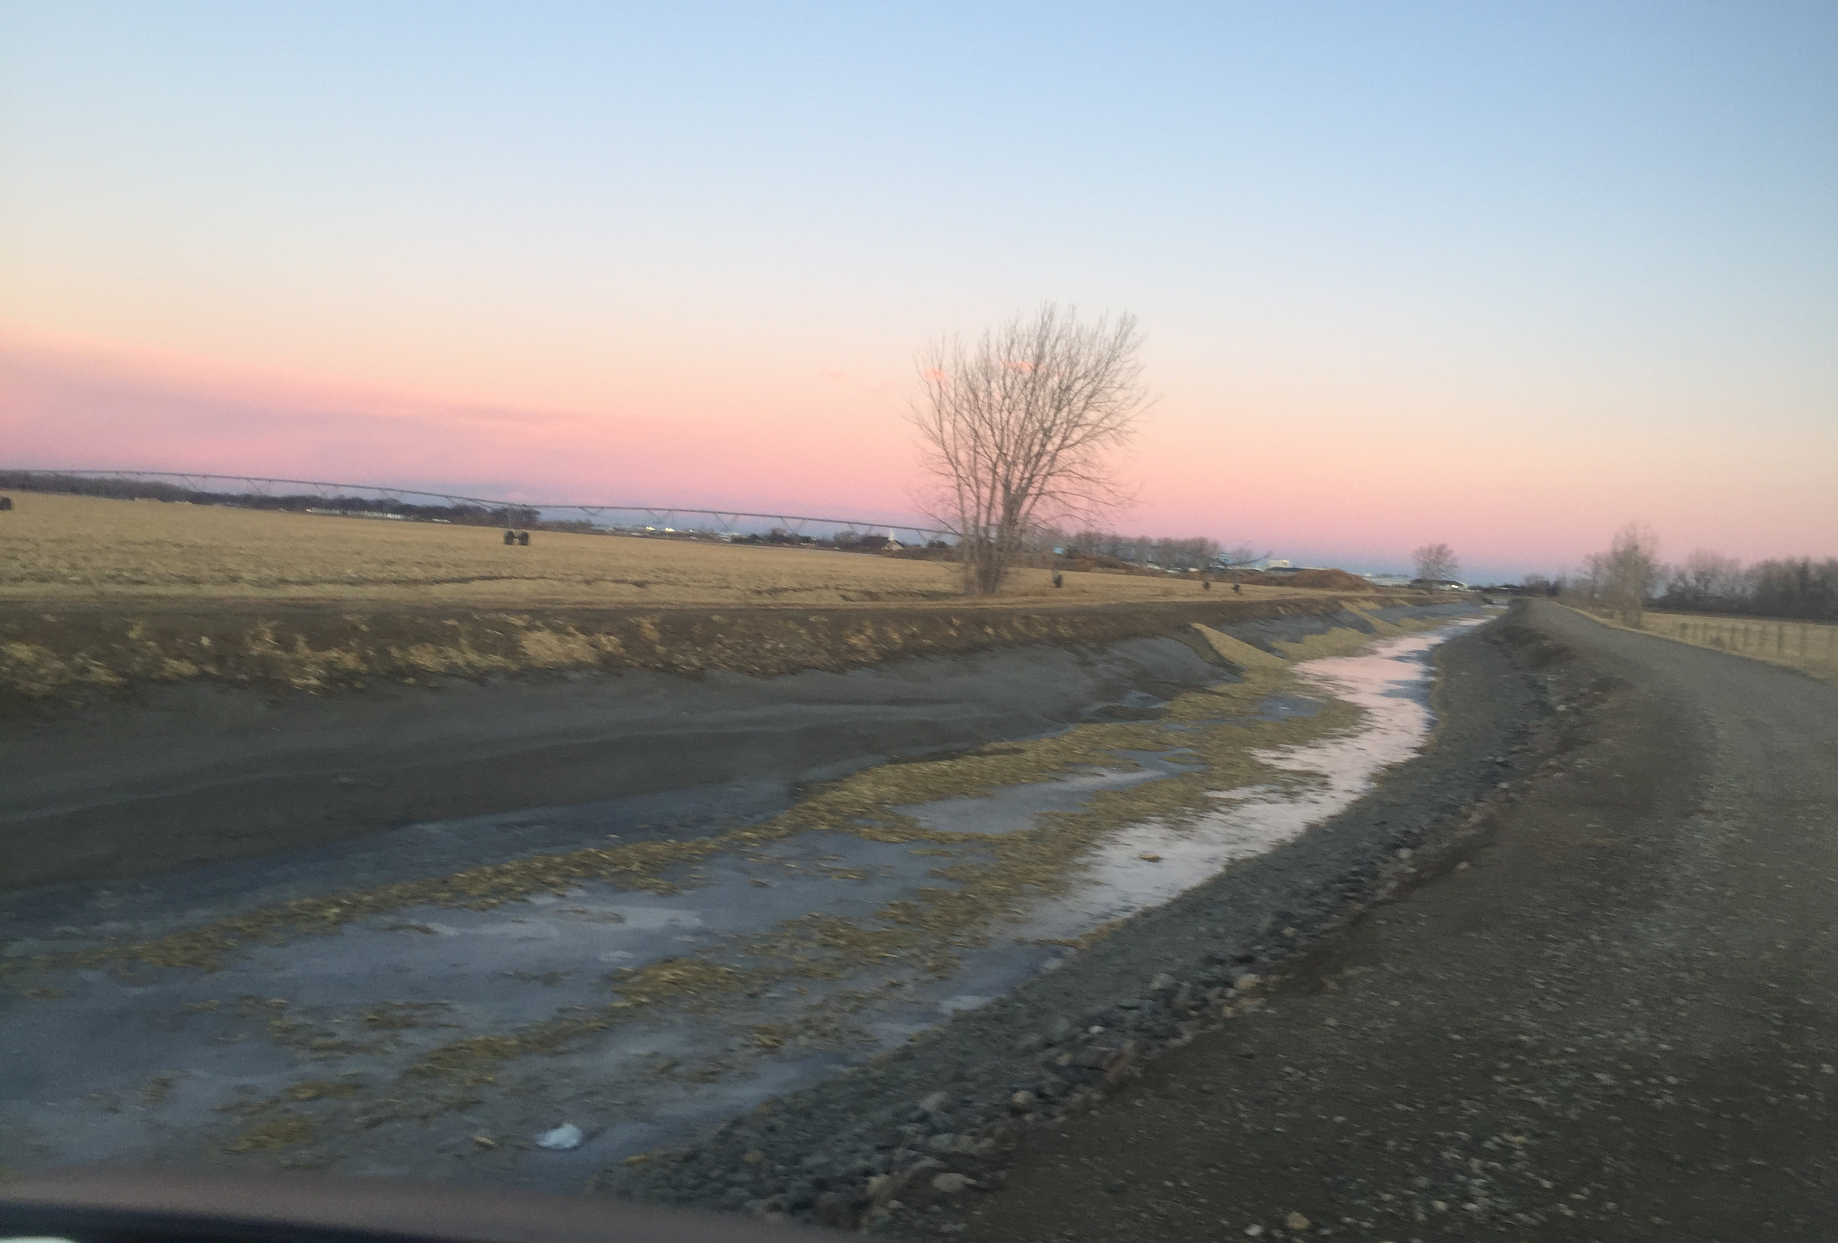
[1413, 542, 1460, 584]
[908, 304, 1151, 595]
[1595, 522, 1661, 626]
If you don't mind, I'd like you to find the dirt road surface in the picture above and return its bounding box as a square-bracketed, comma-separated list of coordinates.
[957, 601, 1837, 1241]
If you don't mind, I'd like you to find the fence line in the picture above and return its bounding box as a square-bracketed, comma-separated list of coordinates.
[1639, 610, 1838, 677]
[1, 468, 955, 545]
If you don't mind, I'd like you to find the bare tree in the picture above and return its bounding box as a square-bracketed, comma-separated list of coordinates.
[1667, 549, 1745, 609]
[1597, 522, 1660, 626]
[1412, 542, 1460, 584]
[910, 304, 1151, 595]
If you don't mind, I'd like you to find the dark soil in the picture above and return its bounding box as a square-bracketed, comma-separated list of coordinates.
[1274, 569, 1378, 591]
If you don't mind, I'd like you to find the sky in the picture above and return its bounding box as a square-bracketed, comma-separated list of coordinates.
[3, 1, 1834, 581]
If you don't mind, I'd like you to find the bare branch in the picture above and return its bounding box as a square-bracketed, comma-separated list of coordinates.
[1412, 543, 1460, 584]
[907, 304, 1151, 594]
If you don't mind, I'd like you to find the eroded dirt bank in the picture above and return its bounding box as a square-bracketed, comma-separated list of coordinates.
[0, 594, 1417, 711]
[910, 600, 1835, 1241]
[0, 596, 1439, 891]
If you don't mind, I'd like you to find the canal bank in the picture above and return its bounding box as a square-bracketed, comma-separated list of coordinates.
[1, 602, 1509, 1211]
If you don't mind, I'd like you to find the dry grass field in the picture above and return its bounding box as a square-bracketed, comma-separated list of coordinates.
[0, 492, 1411, 705]
[1639, 609, 1838, 685]
[0, 492, 1327, 609]
[1578, 605, 1838, 687]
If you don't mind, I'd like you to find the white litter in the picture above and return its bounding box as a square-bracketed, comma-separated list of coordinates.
[535, 1123, 583, 1150]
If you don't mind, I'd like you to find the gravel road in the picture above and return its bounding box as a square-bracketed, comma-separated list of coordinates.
[950, 600, 1837, 1240]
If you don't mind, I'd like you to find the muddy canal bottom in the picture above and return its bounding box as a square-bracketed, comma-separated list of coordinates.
[0, 618, 1484, 1185]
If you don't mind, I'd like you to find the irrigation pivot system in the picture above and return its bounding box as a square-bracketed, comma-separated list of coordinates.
[2, 469, 955, 546]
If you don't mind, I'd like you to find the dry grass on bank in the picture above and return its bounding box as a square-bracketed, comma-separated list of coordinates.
[0, 492, 1346, 610]
[1585, 607, 1838, 686]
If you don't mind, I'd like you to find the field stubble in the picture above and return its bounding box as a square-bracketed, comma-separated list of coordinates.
[0, 492, 1377, 706]
[1, 492, 1298, 609]
[1583, 606, 1838, 685]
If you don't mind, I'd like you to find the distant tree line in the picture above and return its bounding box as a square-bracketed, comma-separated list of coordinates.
[0, 470, 539, 528]
[1055, 529, 1257, 571]
[1657, 553, 1838, 621]
[1528, 522, 1838, 624]
[735, 523, 1250, 569]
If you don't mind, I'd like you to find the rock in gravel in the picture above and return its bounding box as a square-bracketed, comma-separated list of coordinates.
[1285, 1211, 1311, 1229]
[920, 1091, 950, 1113]
[1149, 973, 1175, 991]
[1009, 1090, 1037, 1112]
[812, 1192, 849, 1228]
[867, 1159, 944, 1214]
[931, 1172, 971, 1194]
[1101, 1042, 1139, 1086]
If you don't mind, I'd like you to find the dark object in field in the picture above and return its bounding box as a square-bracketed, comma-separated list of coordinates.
[1052, 572, 1064, 588]
[1203, 579, 1211, 590]
[0, 496, 12, 510]
[502, 529, 516, 545]
[517, 531, 530, 546]
[1233, 583, 1242, 593]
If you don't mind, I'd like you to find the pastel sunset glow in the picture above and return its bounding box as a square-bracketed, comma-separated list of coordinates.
[4, 2, 1834, 580]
